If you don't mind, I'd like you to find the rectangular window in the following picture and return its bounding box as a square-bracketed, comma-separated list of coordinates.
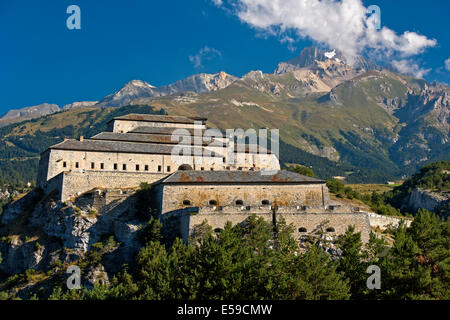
[201, 167, 204, 171]
[136, 164, 140, 171]
[63, 162, 67, 168]
[91, 162, 95, 169]
[75, 162, 79, 168]
[145, 165, 149, 171]
[123, 164, 127, 170]
[210, 168, 214, 171]
[114, 163, 118, 170]
[158, 165, 162, 172]
[167, 166, 171, 172]
[100, 163, 104, 170]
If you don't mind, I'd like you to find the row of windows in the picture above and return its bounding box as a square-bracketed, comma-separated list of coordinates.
[62, 161, 170, 172]
[298, 227, 335, 233]
[182, 199, 271, 206]
[62, 161, 258, 172]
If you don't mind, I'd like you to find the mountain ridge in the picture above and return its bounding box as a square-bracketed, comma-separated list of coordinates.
[0, 46, 448, 185]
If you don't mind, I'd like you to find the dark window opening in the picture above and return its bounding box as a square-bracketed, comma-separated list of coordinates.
[63, 162, 67, 168]
[167, 166, 171, 172]
[100, 163, 104, 170]
[123, 164, 127, 170]
[158, 165, 162, 172]
[299, 227, 307, 233]
[235, 200, 244, 205]
[183, 200, 191, 206]
[326, 227, 335, 233]
[145, 165, 149, 171]
[91, 162, 95, 169]
[210, 168, 214, 171]
[214, 228, 223, 233]
[75, 162, 79, 168]
[209, 200, 217, 206]
[136, 164, 140, 171]
[114, 163, 118, 170]
[262, 200, 270, 205]
[201, 167, 204, 171]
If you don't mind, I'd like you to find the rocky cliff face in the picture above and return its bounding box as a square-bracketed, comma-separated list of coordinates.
[0, 189, 143, 277]
[274, 46, 380, 75]
[408, 188, 449, 216]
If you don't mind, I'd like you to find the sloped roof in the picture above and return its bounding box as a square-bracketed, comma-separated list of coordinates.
[90, 132, 226, 147]
[48, 139, 221, 157]
[107, 113, 207, 124]
[160, 170, 325, 184]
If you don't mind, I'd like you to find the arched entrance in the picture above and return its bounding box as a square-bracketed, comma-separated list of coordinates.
[178, 164, 193, 171]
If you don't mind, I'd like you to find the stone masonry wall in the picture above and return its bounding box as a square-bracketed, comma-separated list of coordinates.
[165, 206, 371, 243]
[41, 149, 225, 184]
[45, 171, 166, 201]
[160, 183, 329, 214]
[112, 119, 206, 133]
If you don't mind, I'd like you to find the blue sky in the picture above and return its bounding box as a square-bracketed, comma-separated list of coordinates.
[1, 0, 449, 114]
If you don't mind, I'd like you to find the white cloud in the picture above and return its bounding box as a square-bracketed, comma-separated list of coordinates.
[445, 58, 450, 71]
[189, 46, 222, 68]
[215, 0, 436, 64]
[391, 59, 431, 79]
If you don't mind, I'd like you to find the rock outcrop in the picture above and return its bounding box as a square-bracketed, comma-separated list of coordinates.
[0, 189, 144, 276]
[408, 188, 449, 216]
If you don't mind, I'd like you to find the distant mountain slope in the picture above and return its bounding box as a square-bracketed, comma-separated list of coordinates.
[95, 71, 238, 108]
[0, 46, 448, 186]
[0, 103, 60, 127]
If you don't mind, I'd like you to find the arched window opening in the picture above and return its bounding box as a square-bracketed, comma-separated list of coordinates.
[214, 228, 223, 233]
[178, 164, 193, 171]
[326, 227, 335, 233]
[235, 200, 244, 205]
[298, 227, 307, 233]
[209, 200, 217, 206]
[183, 200, 191, 206]
[261, 200, 270, 205]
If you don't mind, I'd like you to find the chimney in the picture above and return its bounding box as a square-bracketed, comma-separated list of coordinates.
[79, 136, 84, 142]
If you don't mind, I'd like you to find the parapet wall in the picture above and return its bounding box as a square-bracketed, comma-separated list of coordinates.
[165, 206, 371, 243]
[366, 212, 412, 229]
[44, 171, 166, 201]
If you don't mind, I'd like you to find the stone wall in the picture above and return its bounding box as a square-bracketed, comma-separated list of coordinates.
[163, 206, 371, 243]
[45, 171, 166, 201]
[39, 149, 226, 184]
[367, 212, 412, 229]
[112, 119, 206, 133]
[159, 183, 330, 214]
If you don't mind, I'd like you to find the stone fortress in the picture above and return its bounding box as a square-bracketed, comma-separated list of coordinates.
[37, 113, 371, 243]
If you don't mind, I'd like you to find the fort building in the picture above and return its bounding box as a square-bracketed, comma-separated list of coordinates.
[37, 113, 371, 243]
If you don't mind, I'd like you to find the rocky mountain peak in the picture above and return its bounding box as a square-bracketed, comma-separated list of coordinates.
[274, 46, 380, 75]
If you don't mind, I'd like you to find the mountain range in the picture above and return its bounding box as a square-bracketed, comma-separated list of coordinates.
[0, 46, 448, 184]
